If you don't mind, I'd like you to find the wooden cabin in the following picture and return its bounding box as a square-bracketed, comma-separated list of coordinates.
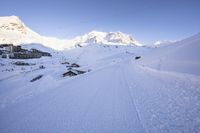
[63, 70, 78, 77]
[63, 69, 86, 77]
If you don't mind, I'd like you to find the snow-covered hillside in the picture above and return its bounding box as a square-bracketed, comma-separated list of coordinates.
[21, 43, 56, 53]
[0, 16, 141, 50]
[0, 33, 200, 132]
[141, 33, 200, 75]
[154, 40, 176, 47]
[0, 16, 200, 133]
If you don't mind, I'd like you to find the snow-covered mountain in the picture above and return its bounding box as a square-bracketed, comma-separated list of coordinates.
[0, 16, 38, 43]
[154, 40, 176, 47]
[68, 31, 141, 47]
[0, 16, 68, 50]
[0, 16, 141, 50]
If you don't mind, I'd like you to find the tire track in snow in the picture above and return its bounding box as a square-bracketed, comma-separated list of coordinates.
[78, 67, 118, 132]
[118, 64, 146, 133]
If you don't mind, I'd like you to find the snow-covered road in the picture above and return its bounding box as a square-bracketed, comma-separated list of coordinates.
[0, 58, 199, 133]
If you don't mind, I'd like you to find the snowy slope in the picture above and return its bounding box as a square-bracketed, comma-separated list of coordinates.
[154, 40, 176, 47]
[0, 43, 199, 132]
[0, 16, 200, 133]
[0, 16, 141, 50]
[21, 43, 56, 53]
[140, 33, 200, 75]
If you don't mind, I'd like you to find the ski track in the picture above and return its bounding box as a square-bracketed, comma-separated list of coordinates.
[0, 58, 200, 133]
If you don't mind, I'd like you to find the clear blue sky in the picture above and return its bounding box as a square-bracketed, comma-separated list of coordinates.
[0, 0, 200, 44]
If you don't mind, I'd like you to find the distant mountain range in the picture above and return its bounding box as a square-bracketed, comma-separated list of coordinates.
[0, 16, 141, 50]
[153, 40, 176, 47]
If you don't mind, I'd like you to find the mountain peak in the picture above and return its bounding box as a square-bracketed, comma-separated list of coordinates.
[0, 15, 27, 34]
[0, 15, 21, 22]
[71, 31, 141, 46]
[88, 30, 106, 35]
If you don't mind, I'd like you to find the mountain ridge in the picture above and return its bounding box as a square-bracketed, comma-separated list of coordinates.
[69, 31, 141, 47]
[0, 16, 141, 50]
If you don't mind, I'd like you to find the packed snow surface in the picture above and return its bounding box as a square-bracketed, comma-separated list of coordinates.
[0, 16, 200, 132]
[0, 32, 200, 133]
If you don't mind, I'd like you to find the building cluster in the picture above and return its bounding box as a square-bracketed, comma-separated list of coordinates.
[0, 44, 51, 59]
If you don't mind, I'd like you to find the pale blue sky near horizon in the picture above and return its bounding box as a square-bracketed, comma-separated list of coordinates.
[0, 0, 200, 44]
